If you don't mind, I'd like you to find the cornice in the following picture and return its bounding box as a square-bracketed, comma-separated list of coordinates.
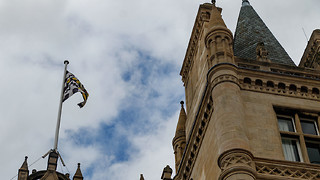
[180, 3, 212, 86]
[238, 67, 320, 101]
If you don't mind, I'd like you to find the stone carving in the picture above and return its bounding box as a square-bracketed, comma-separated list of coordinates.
[181, 7, 211, 85]
[240, 76, 320, 100]
[218, 149, 254, 171]
[256, 42, 270, 62]
[256, 163, 320, 179]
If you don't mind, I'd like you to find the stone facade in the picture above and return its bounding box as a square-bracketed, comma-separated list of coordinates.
[168, 1, 320, 180]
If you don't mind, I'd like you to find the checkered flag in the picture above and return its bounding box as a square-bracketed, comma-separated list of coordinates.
[63, 71, 89, 108]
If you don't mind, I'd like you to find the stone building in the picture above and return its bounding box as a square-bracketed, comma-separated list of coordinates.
[162, 0, 320, 179]
[17, 150, 83, 180]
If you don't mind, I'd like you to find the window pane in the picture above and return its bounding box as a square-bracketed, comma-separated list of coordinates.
[301, 120, 318, 135]
[306, 143, 320, 164]
[282, 138, 300, 162]
[278, 116, 295, 132]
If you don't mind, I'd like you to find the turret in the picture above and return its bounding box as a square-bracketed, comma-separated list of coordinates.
[205, 1, 234, 67]
[299, 29, 320, 69]
[18, 156, 29, 180]
[140, 174, 145, 180]
[73, 163, 83, 180]
[172, 101, 187, 172]
[161, 165, 173, 180]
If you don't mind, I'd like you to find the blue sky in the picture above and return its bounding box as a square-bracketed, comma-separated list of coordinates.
[1, 0, 319, 179]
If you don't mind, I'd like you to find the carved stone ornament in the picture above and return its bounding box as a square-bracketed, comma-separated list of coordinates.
[256, 42, 269, 62]
[218, 149, 255, 171]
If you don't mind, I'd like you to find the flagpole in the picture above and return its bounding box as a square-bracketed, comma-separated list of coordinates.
[53, 60, 69, 151]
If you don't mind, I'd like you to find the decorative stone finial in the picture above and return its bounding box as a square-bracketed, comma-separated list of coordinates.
[212, 0, 216, 5]
[180, 101, 184, 107]
[73, 162, 83, 179]
[161, 165, 173, 180]
[20, 156, 29, 170]
[242, 0, 250, 6]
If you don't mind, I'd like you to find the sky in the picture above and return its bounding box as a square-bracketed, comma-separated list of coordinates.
[1, 0, 319, 179]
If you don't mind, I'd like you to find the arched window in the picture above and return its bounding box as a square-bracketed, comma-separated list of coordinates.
[278, 83, 286, 90]
[301, 86, 308, 93]
[289, 84, 297, 91]
[267, 81, 274, 88]
[244, 77, 251, 84]
[255, 79, 263, 86]
[312, 88, 319, 94]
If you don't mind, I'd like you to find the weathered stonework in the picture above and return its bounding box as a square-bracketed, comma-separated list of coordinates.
[170, 1, 320, 180]
[299, 30, 320, 69]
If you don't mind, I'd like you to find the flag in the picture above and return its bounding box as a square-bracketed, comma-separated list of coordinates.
[63, 71, 89, 108]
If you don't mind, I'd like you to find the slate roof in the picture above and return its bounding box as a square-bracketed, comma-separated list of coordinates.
[234, 0, 296, 66]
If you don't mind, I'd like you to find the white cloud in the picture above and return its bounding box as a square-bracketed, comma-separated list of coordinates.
[1, 0, 319, 179]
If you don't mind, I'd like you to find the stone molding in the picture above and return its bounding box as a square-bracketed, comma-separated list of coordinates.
[208, 63, 240, 89]
[255, 158, 320, 179]
[180, 4, 212, 85]
[218, 149, 255, 171]
[174, 92, 214, 180]
[218, 149, 256, 180]
[238, 68, 320, 101]
[217, 149, 320, 180]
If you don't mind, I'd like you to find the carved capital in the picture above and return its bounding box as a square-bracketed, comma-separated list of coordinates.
[218, 149, 254, 170]
[218, 149, 256, 180]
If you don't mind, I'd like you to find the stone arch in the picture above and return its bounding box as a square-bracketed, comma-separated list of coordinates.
[244, 77, 251, 84]
[267, 81, 274, 88]
[278, 83, 286, 90]
[255, 79, 263, 86]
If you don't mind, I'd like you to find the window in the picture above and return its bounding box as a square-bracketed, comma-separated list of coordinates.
[300, 118, 319, 135]
[281, 138, 301, 162]
[306, 142, 320, 164]
[277, 115, 295, 132]
[276, 110, 320, 164]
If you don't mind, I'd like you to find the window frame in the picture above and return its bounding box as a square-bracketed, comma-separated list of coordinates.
[300, 117, 319, 135]
[277, 114, 297, 132]
[276, 111, 320, 164]
[281, 136, 303, 162]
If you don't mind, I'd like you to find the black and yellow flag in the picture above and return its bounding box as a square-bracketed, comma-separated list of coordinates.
[63, 71, 89, 108]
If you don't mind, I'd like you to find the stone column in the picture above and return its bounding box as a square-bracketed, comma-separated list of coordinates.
[208, 64, 255, 179]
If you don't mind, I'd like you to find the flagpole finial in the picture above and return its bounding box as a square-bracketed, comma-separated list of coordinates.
[64, 60, 69, 64]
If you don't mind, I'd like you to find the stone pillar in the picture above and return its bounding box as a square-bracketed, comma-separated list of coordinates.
[209, 64, 250, 153]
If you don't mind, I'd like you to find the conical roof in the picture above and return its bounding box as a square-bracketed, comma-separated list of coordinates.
[234, 0, 295, 66]
[175, 101, 187, 137]
[73, 163, 83, 180]
[20, 156, 28, 171]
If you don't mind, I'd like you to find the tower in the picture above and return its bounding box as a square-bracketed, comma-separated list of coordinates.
[17, 150, 83, 180]
[173, 0, 320, 179]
